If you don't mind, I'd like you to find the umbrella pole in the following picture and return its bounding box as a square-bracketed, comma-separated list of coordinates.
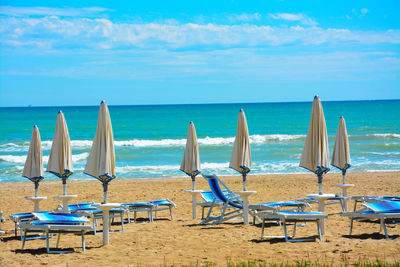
[317, 173, 323, 195]
[34, 181, 39, 197]
[242, 173, 247, 191]
[62, 177, 67, 196]
[191, 175, 196, 191]
[103, 182, 108, 203]
[342, 170, 346, 184]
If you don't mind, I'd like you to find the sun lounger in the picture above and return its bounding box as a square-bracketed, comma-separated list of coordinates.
[307, 195, 345, 212]
[20, 212, 93, 253]
[122, 199, 176, 222]
[121, 202, 154, 223]
[341, 201, 400, 239]
[9, 211, 51, 240]
[249, 200, 310, 224]
[351, 196, 400, 211]
[256, 211, 327, 242]
[67, 202, 126, 234]
[147, 199, 177, 220]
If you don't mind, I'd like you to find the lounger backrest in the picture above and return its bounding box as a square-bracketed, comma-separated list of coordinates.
[364, 201, 400, 213]
[206, 176, 243, 209]
[201, 191, 230, 203]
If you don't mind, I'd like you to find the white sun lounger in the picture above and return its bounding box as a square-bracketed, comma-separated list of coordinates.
[20, 212, 93, 253]
[341, 201, 400, 239]
[256, 211, 328, 242]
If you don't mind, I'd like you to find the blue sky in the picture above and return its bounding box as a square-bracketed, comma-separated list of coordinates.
[0, 0, 399, 107]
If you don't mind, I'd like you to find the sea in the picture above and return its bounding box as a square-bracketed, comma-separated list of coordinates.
[0, 100, 399, 183]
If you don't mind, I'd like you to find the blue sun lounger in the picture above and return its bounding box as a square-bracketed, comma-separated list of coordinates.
[342, 201, 400, 239]
[121, 202, 154, 223]
[9, 211, 52, 240]
[201, 174, 311, 225]
[307, 195, 345, 212]
[122, 199, 176, 223]
[66, 202, 126, 234]
[256, 210, 328, 242]
[351, 195, 400, 211]
[147, 199, 177, 220]
[20, 212, 93, 253]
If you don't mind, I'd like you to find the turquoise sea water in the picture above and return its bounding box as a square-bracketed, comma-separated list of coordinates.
[0, 100, 399, 183]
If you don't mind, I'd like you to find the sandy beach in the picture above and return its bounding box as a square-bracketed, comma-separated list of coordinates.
[1, 171, 399, 266]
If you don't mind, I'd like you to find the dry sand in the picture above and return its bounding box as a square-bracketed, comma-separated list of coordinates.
[1, 171, 399, 266]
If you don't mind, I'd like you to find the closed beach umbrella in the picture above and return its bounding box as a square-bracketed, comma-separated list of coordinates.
[180, 121, 201, 190]
[47, 111, 73, 195]
[229, 109, 251, 191]
[23, 125, 44, 197]
[300, 96, 330, 195]
[331, 116, 351, 184]
[84, 101, 116, 203]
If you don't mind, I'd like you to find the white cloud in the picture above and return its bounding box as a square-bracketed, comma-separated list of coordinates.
[0, 15, 399, 52]
[0, 6, 113, 17]
[228, 13, 261, 22]
[361, 8, 369, 15]
[269, 12, 318, 26]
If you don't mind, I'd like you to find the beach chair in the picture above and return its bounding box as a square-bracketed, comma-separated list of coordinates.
[20, 212, 92, 253]
[197, 190, 235, 219]
[201, 174, 313, 225]
[201, 174, 245, 224]
[256, 211, 328, 242]
[67, 202, 126, 234]
[341, 201, 400, 239]
[121, 202, 154, 223]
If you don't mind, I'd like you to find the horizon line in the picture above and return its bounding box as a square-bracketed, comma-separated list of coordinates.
[0, 98, 399, 109]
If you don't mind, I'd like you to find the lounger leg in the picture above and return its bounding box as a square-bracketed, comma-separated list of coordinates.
[381, 219, 390, 239]
[19, 226, 23, 240]
[169, 207, 173, 220]
[317, 220, 323, 241]
[121, 213, 125, 232]
[292, 222, 297, 238]
[93, 220, 97, 235]
[46, 232, 50, 253]
[349, 218, 354, 235]
[260, 219, 265, 240]
[21, 230, 27, 249]
[81, 231, 86, 252]
[201, 207, 205, 219]
[56, 233, 61, 248]
[340, 199, 345, 212]
[283, 221, 289, 242]
[127, 210, 131, 224]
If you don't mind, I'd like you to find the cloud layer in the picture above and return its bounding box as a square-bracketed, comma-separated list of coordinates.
[1, 14, 399, 51]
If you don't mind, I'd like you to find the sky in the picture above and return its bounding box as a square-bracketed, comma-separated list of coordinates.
[0, 0, 399, 107]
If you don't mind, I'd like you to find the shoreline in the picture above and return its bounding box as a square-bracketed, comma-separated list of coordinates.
[1, 171, 399, 266]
